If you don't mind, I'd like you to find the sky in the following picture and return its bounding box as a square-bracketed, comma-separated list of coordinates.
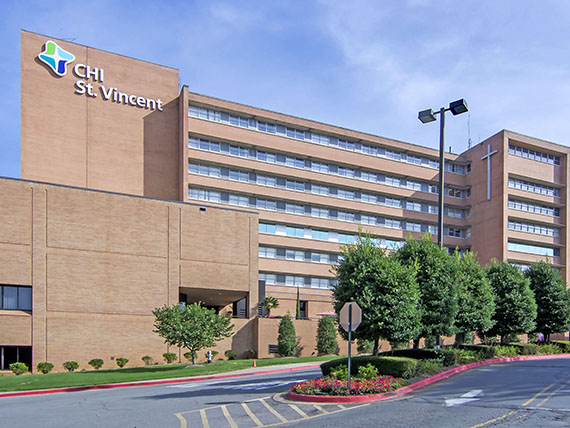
[2, 0, 570, 179]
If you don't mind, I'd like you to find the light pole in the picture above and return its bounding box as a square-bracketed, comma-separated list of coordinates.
[418, 99, 468, 248]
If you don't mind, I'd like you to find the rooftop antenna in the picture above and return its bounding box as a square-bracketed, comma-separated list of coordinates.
[467, 112, 472, 150]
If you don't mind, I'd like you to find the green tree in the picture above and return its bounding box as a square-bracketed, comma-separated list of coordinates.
[454, 251, 496, 344]
[332, 234, 421, 355]
[277, 314, 297, 356]
[395, 234, 459, 347]
[316, 315, 338, 355]
[261, 296, 279, 318]
[485, 261, 537, 343]
[152, 302, 233, 364]
[525, 261, 570, 341]
[296, 286, 301, 320]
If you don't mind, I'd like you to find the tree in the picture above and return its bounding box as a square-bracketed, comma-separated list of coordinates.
[261, 296, 279, 318]
[454, 251, 496, 344]
[525, 261, 570, 341]
[332, 234, 421, 355]
[295, 287, 301, 320]
[152, 302, 233, 364]
[277, 314, 297, 356]
[485, 261, 537, 343]
[395, 235, 459, 347]
[316, 315, 338, 355]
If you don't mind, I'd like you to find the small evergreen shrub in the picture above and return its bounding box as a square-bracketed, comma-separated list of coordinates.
[63, 361, 79, 372]
[454, 344, 496, 359]
[538, 344, 562, 355]
[453, 349, 481, 364]
[224, 350, 237, 360]
[36, 362, 54, 374]
[551, 341, 570, 352]
[277, 314, 297, 356]
[9, 362, 28, 375]
[417, 359, 443, 374]
[184, 351, 195, 361]
[163, 353, 177, 364]
[245, 349, 257, 359]
[357, 363, 379, 380]
[88, 359, 104, 370]
[321, 356, 419, 379]
[507, 343, 539, 355]
[316, 315, 338, 355]
[332, 365, 349, 380]
[142, 355, 153, 366]
[495, 345, 518, 357]
[116, 358, 129, 368]
[385, 349, 457, 367]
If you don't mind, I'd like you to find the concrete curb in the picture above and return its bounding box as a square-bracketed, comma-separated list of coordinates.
[0, 363, 322, 398]
[286, 353, 570, 403]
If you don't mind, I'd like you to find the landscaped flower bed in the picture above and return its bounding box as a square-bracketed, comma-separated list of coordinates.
[292, 374, 405, 396]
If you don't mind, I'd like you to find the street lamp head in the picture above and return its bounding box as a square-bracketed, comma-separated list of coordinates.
[418, 108, 437, 123]
[449, 99, 468, 116]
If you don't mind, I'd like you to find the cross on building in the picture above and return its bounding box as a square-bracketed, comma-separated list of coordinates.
[481, 144, 499, 200]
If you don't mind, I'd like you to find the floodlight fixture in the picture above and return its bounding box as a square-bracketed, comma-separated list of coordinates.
[449, 98, 468, 116]
[418, 108, 437, 124]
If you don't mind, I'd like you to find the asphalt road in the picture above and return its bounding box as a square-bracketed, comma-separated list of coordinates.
[0, 358, 569, 428]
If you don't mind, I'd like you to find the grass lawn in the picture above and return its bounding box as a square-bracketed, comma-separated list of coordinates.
[0, 355, 340, 393]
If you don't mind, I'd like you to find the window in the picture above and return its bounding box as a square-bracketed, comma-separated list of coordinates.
[299, 301, 308, 319]
[0, 286, 32, 311]
[508, 242, 559, 257]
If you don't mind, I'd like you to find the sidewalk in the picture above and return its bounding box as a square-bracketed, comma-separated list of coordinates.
[0, 361, 324, 398]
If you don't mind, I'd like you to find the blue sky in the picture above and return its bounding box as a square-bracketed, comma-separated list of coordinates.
[2, 0, 570, 179]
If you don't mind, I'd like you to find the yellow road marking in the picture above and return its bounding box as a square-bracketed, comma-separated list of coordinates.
[175, 413, 187, 428]
[522, 382, 555, 407]
[289, 404, 308, 418]
[200, 409, 210, 428]
[242, 402, 264, 427]
[221, 405, 238, 428]
[260, 398, 288, 423]
[468, 410, 517, 428]
[536, 384, 565, 408]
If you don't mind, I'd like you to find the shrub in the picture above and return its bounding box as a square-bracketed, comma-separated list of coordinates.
[321, 356, 419, 379]
[551, 340, 570, 352]
[507, 343, 539, 355]
[245, 349, 257, 359]
[277, 314, 297, 356]
[224, 349, 237, 360]
[63, 361, 79, 372]
[454, 344, 496, 359]
[538, 344, 562, 355]
[184, 351, 196, 361]
[9, 362, 28, 375]
[417, 359, 443, 374]
[454, 349, 481, 364]
[389, 341, 409, 351]
[385, 349, 457, 367]
[316, 315, 338, 355]
[163, 353, 177, 364]
[88, 359, 104, 370]
[141, 355, 153, 366]
[357, 363, 379, 380]
[495, 345, 519, 357]
[116, 358, 129, 368]
[357, 339, 373, 354]
[36, 362, 54, 374]
[332, 365, 349, 380]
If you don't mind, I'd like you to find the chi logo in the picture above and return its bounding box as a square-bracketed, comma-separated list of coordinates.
[38, 40, 75, 77]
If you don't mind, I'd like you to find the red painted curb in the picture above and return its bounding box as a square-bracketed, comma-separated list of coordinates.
[0, 363, 322, 398]
[286, 353, 570, 403]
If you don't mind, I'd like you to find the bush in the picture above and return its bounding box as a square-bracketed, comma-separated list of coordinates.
[316, 315, 338, 355]
[551, 341, 570, 353]
[63, 361, 79, 372]
[116, 358, 129, 368]
[495, 345, 519, 357]
[9, 362, 28, 375]
[88, 359, 104, 370]
[184, 351, 196, 362]
[357, 339, 373, 354]
[389, 341, 409, 351]
[321, 356, 419, 379]
[453, 349, 481, 364]
[141, 355, 153, 366]
[36, 362, 54, 374]
[357, 363, 379, 380]
[332, 365, 349, 380]
[245, 349, 256, 359]
[538, 344, 562, 355]
[417, 359, 443, 374]
[277, 314, 297, 356]
[454, 344, 496, 359]
[163, 353, 177, 364]
[225, 350, 237, 360]
[506, 343, 539, 355]
[384, 349, 457, 367]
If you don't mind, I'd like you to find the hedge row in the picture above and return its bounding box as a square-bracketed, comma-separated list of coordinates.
[321, 356, 419, 379]
[382, 349, 458, 367]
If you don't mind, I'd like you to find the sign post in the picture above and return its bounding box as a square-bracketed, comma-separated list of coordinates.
[339, 302, 362, 390]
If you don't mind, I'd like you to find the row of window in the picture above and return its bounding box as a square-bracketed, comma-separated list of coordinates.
[259, 272, 337, 289]
[189, 186, 446, 235]
[509, 144, 561, 166]
[508, 221, 560, 237]
[508, 177, 560, 197]
[188, 161, 470, 218]
[188, 105, 470, 174]
[508, 199, 560, 217]
[259, 246, 339, 264]
[0, 285, 32, 311]
[507, 241, 560, 257]
[188, 137, 471, 198]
